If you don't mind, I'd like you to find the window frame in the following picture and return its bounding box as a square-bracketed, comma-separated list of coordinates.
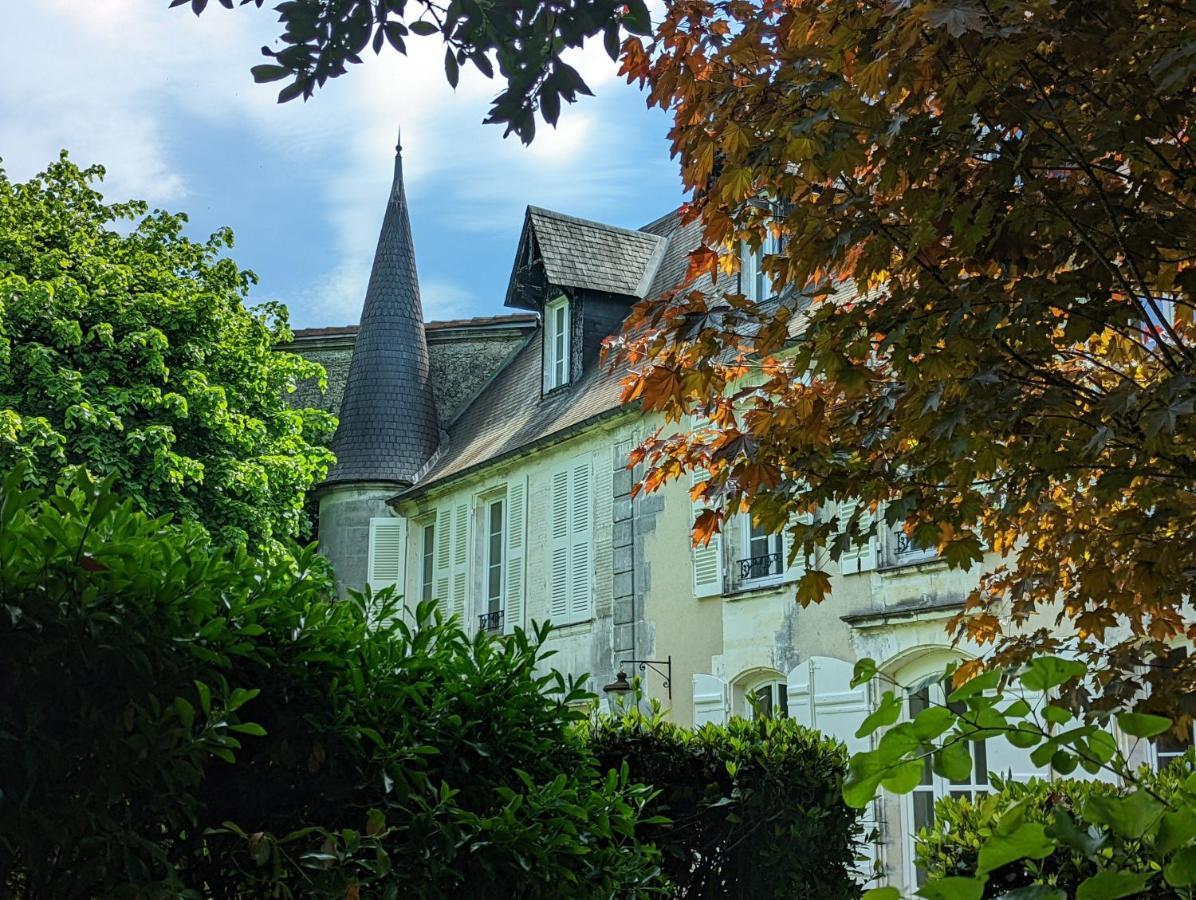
[739, 229, 782, 303]
[479, 493, 507, 633]
[733, 513, 785, 589]
[544, 295, 571, 391]
[419, 516, 436, 605]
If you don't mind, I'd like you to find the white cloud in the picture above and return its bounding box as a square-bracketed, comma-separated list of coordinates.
[1, 0, 677, 327]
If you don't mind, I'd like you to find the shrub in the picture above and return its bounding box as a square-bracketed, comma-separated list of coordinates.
[0, 469, 664, 898]
[589, 703, 863, 899]
[917, 761, 1196, 899]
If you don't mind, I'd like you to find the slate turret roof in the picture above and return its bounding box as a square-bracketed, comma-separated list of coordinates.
[324, 137, 441, 487]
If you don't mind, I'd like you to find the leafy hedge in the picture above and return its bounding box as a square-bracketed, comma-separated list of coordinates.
[916, 762, 1196, 899]
[589, 704, 863, 899]
[0, 469, 664, 898]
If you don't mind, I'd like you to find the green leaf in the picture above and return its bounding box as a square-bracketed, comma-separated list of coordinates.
[1020, 657, 1087, 692]
[881, 758, 927, 794]
[1116, 711, 1172, 739]
[1157, 807, 1196, 853]
[174, 696, 195, 731]
[862, 889, 900, 900]
[229, 721, 267, 736]
[1084, 790, 1166, 840]
[947, 668, 1001, 703]
[976, 822, 1055, 875]
[852, 657, 879, 688]
[857, 690, 903, 738]
[1164, 846, 1196, 887]
[1047, 808, 1105, 857]
[1075, 869, 1151, 899]
[195, 680, 211, 716]
[917, 876, 985, 900]
[934, 740, 973, 782]
[409, 20, 438, 36]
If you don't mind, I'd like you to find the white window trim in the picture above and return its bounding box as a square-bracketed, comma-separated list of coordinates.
[417, 515, 436, 605]
[732, 513, 785, 591]
[544, 295, 571, 391]
[479, 492, 507, 633]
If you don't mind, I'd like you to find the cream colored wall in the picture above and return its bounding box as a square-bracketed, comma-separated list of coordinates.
[636, 474, 724, 725]
[398, 415, 642, 693]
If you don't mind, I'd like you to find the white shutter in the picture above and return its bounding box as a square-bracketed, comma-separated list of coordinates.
[451, 502, 469, 623]
[691, 468, 724, 598]
[549, 468, 570, 621]
[504, 476, 528, 635]
[367, 517, 406, 594]
[811, 656, 871, 755]
[568, 458, 593, 622]
[789, 655, 882, 883]
[787, 661, 815, 728]
[782, 511, 811, 583]
[434, 507, 452, 619]
[693, 673, 729, 727]
[838, 501, 877, 574]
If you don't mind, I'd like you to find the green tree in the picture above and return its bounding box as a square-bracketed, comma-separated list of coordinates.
[177, 0, 651, 143]
[0, 153, 335, 548]
[0, 468, 665, 898]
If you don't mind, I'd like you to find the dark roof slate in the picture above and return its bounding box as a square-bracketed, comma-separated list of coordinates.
[324, 144, 441, 487]
[507, 207, 668, 308]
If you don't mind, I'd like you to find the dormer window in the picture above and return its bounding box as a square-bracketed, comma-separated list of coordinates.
[740, 230, 782, 303]
[544, 295, 571, 391]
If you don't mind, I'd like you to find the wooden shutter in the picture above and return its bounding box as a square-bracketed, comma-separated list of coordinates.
[434, 507, 452, 619]
[782, 511, 811, 583]
[838, 501, 877, 574]
[549, 467, 570, 622]
[450, 501, 469, 623]
[692, 673, 729, 727]
[367, 517, 406, 599]
[691, 467, 723, 598]
[786, 657, 870, 754]
[504, 476, 528, 634]
[568, 458, 593, 622]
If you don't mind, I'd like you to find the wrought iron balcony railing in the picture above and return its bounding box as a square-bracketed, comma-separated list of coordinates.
[737, 551, 782, 582]
[478, 610, 504, 634]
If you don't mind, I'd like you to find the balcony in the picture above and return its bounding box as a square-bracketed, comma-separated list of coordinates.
[737, 551, 783, 584]
[478, 610, 504, 634]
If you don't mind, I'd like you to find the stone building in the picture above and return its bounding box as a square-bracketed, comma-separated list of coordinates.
[283, 139, 1183, 894]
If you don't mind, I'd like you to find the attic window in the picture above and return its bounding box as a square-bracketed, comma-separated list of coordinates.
[544, 295, 571, 390]
[740, 229, 782, 303]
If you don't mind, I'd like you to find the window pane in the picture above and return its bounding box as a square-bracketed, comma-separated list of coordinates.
[754, 685, 773, 719]
[777, 684, 788, 718]
[421, 524, 435, 601]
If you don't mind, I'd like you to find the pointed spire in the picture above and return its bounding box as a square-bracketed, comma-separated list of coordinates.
[324, 131, 441, 487]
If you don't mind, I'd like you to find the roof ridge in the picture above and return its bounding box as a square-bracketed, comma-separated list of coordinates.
[527, 205, 667, 245]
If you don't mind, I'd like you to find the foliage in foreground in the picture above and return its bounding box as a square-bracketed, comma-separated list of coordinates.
[590, 701, 863, 899]
[614, 0, 1196, 717]
[0, 153, 335, 549]
[847, 656, 1196, 900]
[0, 469, 663, 898]
[178, 0, 652, 143]
[917, 770, 1196, 899]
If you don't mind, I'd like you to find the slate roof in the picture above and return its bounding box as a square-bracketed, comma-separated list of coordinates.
[324, 143, 441, 488]
[505, 207, 668, 308]
[290, 314, 538, 342]
[404, 329, 630, 492]
[404, 208, 695, 496]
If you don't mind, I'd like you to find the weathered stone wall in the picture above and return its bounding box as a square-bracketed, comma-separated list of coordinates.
[282, 322, 533, 427]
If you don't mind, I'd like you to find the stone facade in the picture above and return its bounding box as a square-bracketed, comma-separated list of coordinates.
[284, 316, 535, 432]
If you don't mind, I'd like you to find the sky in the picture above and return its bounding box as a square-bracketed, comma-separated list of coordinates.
[0, 0, 683, 328]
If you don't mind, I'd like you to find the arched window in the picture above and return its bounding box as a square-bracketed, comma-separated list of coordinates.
[734, 670, 789, 720]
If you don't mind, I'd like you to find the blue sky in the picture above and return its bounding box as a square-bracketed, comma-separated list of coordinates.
[0, 0, 683, 328]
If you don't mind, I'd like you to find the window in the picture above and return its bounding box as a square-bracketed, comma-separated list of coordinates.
[480, 497, 505, 633]
[740, 229, 782, 303]
[881, 519, 937, 568]
[748, 681, 788, 720]
[544, 295, 570, 390]
[905, 680, 989, 887]
[1150, 648, 1194, 770]
[420, 519, 435, 604]
[736, 515, 784, 586]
